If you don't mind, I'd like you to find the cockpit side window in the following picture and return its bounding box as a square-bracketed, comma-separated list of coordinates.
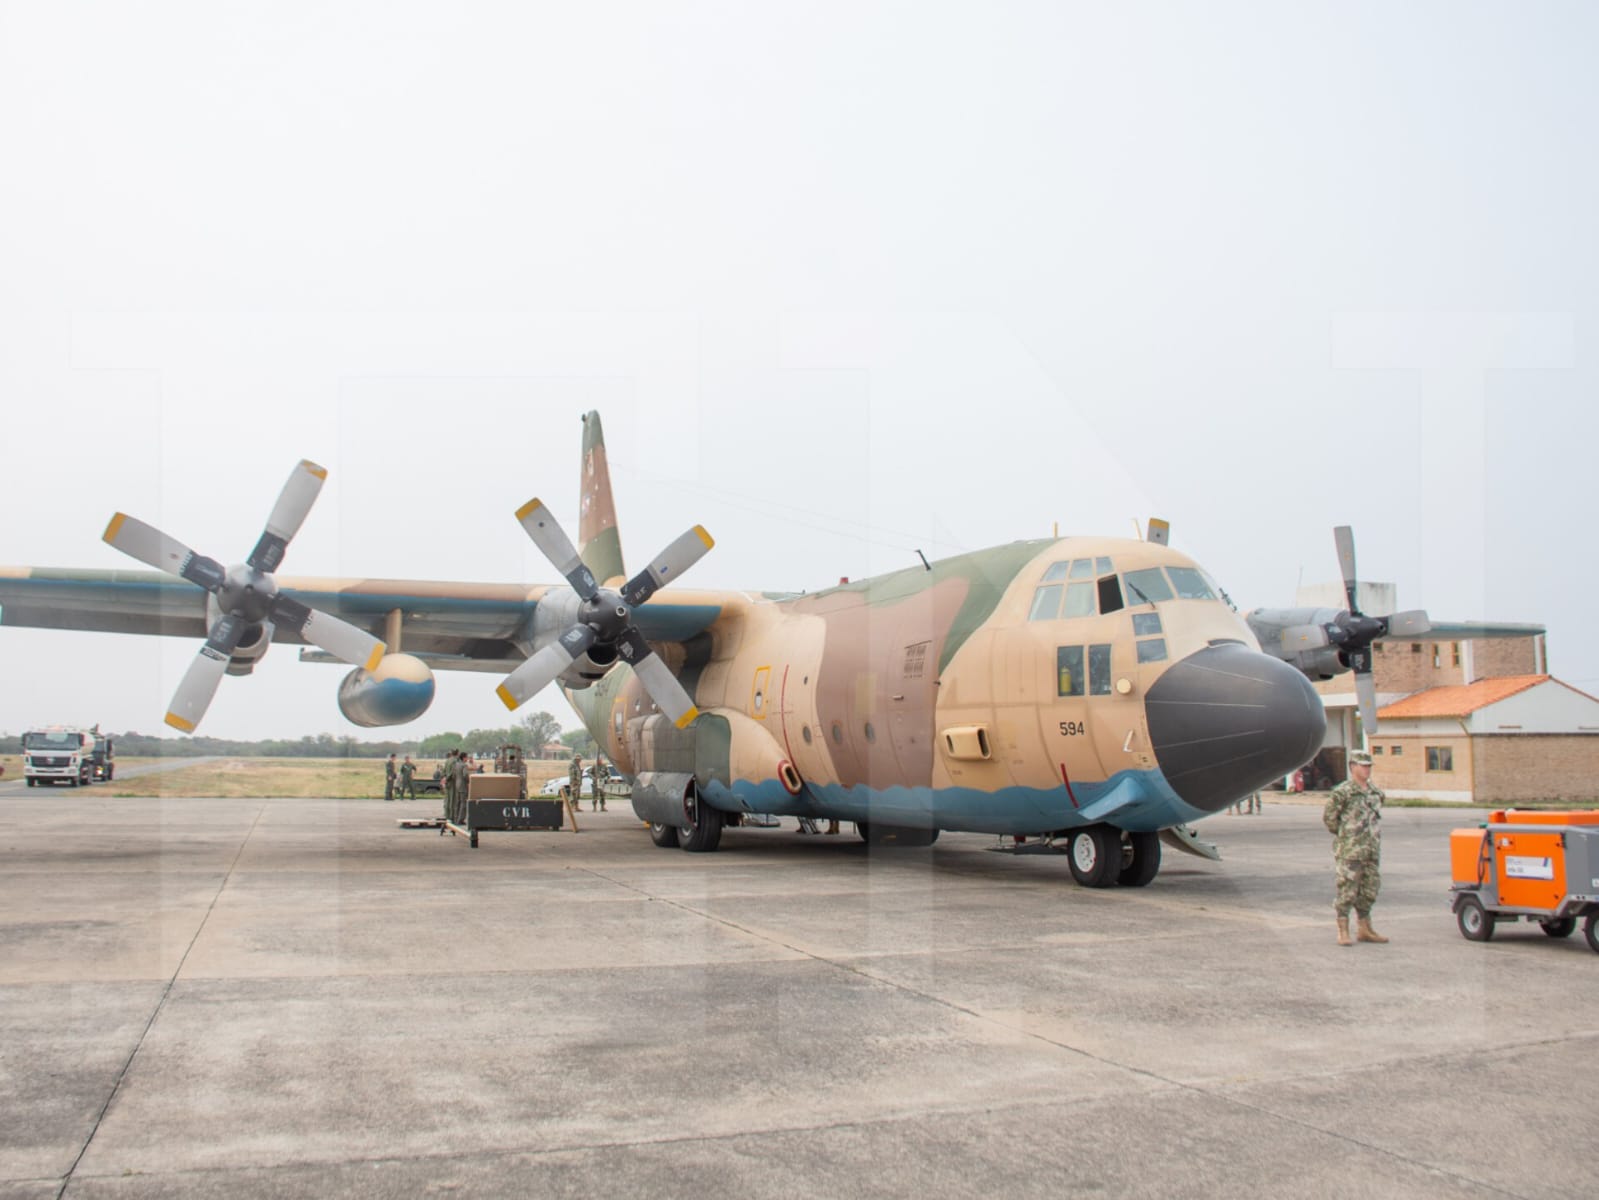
[1056, 646, 1085, 697]
[1088, 644, 1112, 694]
[1123, 567, 1174, 606]
[1042, 561, 1070, 583]
[1097, 575, 1124, 615]
[1165, 566, 1216, 601]
[1028, 585, 1063, 622]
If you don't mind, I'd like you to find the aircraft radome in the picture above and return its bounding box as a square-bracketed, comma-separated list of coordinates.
[0, 412, 1541, 888]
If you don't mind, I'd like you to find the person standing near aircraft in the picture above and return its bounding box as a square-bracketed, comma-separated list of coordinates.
[568, 752, 583, 809]
[398, 755, 417, 801]
[1323, 750, 1389, 946]
[591, 752, 607, 811]
[440, 750, 458, 823]
[451, 750, 471, 824]
[384, 753, 397, 802]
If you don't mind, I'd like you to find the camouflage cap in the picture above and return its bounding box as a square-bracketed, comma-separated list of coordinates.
[1349, 750, 1373, 766]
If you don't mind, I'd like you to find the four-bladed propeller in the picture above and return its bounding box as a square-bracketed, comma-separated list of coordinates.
[1280, 525, 1431, 735]
[496, 499, 711, 728]
[103, 460, 386, 732]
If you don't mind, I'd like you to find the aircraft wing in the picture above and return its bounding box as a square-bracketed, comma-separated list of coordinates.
[1378, 620, 1545, 642]
[0, 568, 731, 668]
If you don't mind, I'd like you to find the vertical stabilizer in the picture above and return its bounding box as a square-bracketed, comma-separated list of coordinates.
[579, 411, 626, 587]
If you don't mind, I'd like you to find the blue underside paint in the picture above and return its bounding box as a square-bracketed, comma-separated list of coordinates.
[361, 676, 436, 724]
[698, 767, 1210, 835]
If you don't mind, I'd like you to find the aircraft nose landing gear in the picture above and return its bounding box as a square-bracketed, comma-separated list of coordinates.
[1066, 825, 1161, 888]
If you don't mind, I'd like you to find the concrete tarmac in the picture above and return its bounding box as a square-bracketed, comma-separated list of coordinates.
[1, 795, 1594, 1198]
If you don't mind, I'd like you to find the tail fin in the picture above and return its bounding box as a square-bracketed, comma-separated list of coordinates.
[579, 411, 626, 587]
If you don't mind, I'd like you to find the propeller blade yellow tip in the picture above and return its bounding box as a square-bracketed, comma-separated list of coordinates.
[695, 526, 714, 550]
[496, 684, 520, 711]
[675, 706, 700, 730]
[514, 498, 544, 521]
[103, 513, 126, 543]
[165, 712, 196, 733]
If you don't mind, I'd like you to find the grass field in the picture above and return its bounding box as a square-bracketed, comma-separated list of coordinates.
[84, 757, 574, 799]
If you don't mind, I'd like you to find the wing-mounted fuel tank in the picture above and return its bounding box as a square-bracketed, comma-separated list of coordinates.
[626, 707, 799, 825]
[337, 652, 436, 727]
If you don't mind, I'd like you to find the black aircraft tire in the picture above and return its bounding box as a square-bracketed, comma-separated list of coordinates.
[1458, 896, 1495, 942]
[855, 821, 871, 843]
[678, 801, 723, 853]
[1585, 911, 1599, 955]
[649, 822, 680, 848]
[1539, 917, 1576, 939]
[1118, 831, 1162, 888]
[1068, 826, 1121, 888]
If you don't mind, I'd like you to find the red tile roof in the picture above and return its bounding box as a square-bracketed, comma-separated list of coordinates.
[1377, 675, 1548, 720]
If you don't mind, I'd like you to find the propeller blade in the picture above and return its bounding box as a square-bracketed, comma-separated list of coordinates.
[496, 625, 598, 710]
[269, 595, 385, 671]
[165, 614, 248, 732]
[514, 499, 598, 600]
[1280, 624, 1329, 652]
[103, 513, 226, 590]
[1333, 525, 1359, 613]
[1384, 610, 1432, 638]
[1354, 671, 1379, 737]
[620, 525, 714, 607]
[249, 460, 327, 572]
[616, 626, 700, 729]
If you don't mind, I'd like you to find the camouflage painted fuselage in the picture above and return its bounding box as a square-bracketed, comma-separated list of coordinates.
[571, 535, 1325, 837]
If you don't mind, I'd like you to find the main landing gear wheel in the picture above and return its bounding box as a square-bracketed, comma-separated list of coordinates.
[678, 790, 723, 853]
[1068, 825, 1121, 888]
[649, 822, 680, 848]
[1585, 911, 1599, 955]
[1539, 917, 1576, 939]
[864, 824, 938, 847]
[1457, 896, 1495, 942]
[1117, 831, 1162, 888]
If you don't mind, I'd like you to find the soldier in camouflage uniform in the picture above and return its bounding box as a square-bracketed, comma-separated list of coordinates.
[440, 750, 458, 824]
[398, 755, 418, 801]
[452, 750, 471, 824]
[1322, 749, 1389, 946]
[567, 753, 583, 809]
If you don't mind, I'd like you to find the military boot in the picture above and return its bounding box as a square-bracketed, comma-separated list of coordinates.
[1356, 916, 1389, 944]
[1336, 916, 1352, 947]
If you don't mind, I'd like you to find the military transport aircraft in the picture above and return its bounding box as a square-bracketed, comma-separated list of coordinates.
[0, 412, 1540, 888]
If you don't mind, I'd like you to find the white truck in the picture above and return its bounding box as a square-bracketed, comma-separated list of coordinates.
[22, 725, 114, 787]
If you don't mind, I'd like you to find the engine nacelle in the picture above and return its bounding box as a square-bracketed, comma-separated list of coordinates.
[207, 596, 274, 676]
[1245, 606, 1349, 680]
[337, 653, 436, 727]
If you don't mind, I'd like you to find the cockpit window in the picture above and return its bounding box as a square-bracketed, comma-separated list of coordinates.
[1068, 558, 1095, 580]
[1095, 556, 1113, 574]
[1165, 566, 1215, 601]
[1123, 567, 1174, 606]
[1097, 575, 1124, 615]
[1132, 612, 1162, 637]
[1028, 585, 1063, 622]
[1042, 561, 1069, 583]
[1064, 582, 1095, 618]
[1056, 646, 1084, 697]
[1089, 644, 1112, 694]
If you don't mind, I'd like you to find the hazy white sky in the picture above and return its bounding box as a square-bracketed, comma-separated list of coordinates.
[2, 2, 1595, 740]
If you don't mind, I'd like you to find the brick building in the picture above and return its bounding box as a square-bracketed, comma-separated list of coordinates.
[1372, 676, 1599, 804]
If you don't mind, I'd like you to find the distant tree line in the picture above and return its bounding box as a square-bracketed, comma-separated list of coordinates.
[0, 711, 597, 760]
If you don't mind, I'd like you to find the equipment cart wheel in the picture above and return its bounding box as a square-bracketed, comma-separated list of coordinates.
[1539, 917, 1576, 939]
[1457, 896, 1495, 942]
[1585, 911, 1599, 955]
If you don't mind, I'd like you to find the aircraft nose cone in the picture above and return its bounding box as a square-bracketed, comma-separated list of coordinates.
[1144, 642, 1326, 815]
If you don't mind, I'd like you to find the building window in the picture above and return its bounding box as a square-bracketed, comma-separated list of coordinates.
[1432, 644, 1441, 668]
[1372, 746, 1384, 755]
[1452, 642, 1461, 667]
[1411, 643, 1422, 654]
[1426, 746, 1453, 772]
[1391, 745, 1403, 756]
[1375, 643, 1385, 654]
